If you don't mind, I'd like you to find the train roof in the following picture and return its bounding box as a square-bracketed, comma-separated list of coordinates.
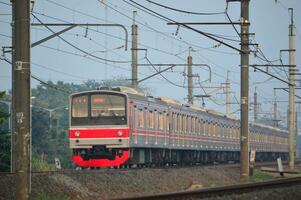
[70, 87, 288, 134]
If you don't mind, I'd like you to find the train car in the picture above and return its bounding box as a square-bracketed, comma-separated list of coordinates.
[69, 87, 288, 168]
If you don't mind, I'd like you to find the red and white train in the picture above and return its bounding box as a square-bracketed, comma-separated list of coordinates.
[69, 87, 288, 168]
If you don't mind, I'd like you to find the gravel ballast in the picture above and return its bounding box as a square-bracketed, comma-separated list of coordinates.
[0, 165, 300, 200]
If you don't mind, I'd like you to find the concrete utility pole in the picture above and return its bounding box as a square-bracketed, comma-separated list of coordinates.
[14, 0, 31, 199]
[288, 8, 296, 169]
[11, 0, 16, 174]
[254, 87, 258, 123]
[273, 90, 279, 127]
[240, 0, 250, 179]
[226, 71, 231, 115]
[187, 47, 193, 104]
[131, 11, 138, 89]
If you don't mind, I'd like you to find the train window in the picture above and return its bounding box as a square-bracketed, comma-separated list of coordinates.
[165, 114, 171, 131]
[191, 117, 195, 134]
[228, 126, 231, 138]
[199, 119, 202, 135]
[183, 115, 187, 134]
[72, 95, 88, 117]
[201, 121, 207, 135]
[172, 113, 177, 132]
[133, 107, 137, 128]
[216, 124, 220, 137]
[210, 122, 215, 136]
[138, 109, 144, 128]
[207, 121, 211, 136]
[71, 93, 127, 126]
[153, 112, 157, 129]
[149, 111, 154, 128]
[159, 113, 164, 130]
[178, 114, 182, 133]
[91, 94, 125, 118]
[195, 119, 199, 135]
[164, 114, 167, 131]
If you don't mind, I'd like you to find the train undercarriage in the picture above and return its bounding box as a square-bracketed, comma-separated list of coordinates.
[73, 146, 288, 168]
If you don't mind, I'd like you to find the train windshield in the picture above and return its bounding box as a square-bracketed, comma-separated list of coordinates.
[91, 94, 125, 118]
[71, 92, 127, 126]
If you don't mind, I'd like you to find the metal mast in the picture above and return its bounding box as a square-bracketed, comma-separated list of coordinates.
[188, 47, 193, 104]
[226, 71, 231, 115]
[131, 11, 138, 89]
[288, 8, 296, 169]
[254, 87, 258, 123]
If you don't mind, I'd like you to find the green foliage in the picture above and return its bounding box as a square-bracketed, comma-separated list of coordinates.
[250, 170, 274, 181]
[0, 91, 10, 172]
[32, 153, 55, 171]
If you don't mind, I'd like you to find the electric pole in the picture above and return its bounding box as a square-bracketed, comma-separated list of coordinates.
[273, 90, 279, 127]
[14, 0, 31, 199]
[11, 0, 16, 174]
[254, 87, 258, 123]
[131, 11, 138, 89]
[188, 47, 193, 104]
[288, 8, 296, 169]
[240, 0, 250, 179]
[226, 71, 231, 115]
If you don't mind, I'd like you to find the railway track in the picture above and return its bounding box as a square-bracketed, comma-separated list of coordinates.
[112, 176, 301, 200]
[0, 160, 295, 175]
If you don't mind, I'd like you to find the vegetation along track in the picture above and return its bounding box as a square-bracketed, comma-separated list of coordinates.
[113, 176, 301, 200]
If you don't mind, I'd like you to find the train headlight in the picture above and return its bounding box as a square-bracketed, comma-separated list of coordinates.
[75, 131, 80, 137]
[117, 130, 123, 136]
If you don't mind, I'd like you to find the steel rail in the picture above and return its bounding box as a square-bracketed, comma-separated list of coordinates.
[112, 176, 301, 200]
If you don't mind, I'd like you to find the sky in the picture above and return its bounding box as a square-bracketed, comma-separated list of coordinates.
[0, 0, 301, 125]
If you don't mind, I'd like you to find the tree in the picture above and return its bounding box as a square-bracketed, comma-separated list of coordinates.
[0, 91, 10, 172]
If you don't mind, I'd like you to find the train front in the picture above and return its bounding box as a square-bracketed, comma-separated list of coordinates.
[69, 90, 130, 168]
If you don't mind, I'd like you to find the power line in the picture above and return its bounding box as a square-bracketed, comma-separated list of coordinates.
[0, 1, 10, 6]
[127, 0, 294, 87]
[146, 0, 225, 16]
[145, 57, 185, 88]
[225, 12, 240, 38]
[31, 13, 131, 64]
[46, 0, 109, 24]
[32, 11, 186, 61]
[0, 56, 71, 93]
[112, 1, 239, 54]
[32, 61, 92, 80]
[127, 0, 243, 53]
[31, 74, 72, 94]
[0, 33, 11, 38]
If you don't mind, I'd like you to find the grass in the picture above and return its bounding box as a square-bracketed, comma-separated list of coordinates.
[249, 170, 274, 181]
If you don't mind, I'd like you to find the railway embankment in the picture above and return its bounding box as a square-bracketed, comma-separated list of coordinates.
[0, 164, 300, 200]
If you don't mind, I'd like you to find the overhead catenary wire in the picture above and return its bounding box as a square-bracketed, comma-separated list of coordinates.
[146, 0, 225, 16]
[0, 56, 71, 93]
[128, 0, 295, 87]
[32, 11, 186, 61]
[31, 2, 243, 88]
[31, 13, 131, 64]
[31, 74, 72, 94]
[126, 0, 243, 53]
[145, 57, 186, 88]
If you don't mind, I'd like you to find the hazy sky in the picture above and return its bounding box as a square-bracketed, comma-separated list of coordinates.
[0, 0, 300, 123]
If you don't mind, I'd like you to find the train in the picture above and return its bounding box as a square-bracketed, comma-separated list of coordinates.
[68, 86, 288, 168]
